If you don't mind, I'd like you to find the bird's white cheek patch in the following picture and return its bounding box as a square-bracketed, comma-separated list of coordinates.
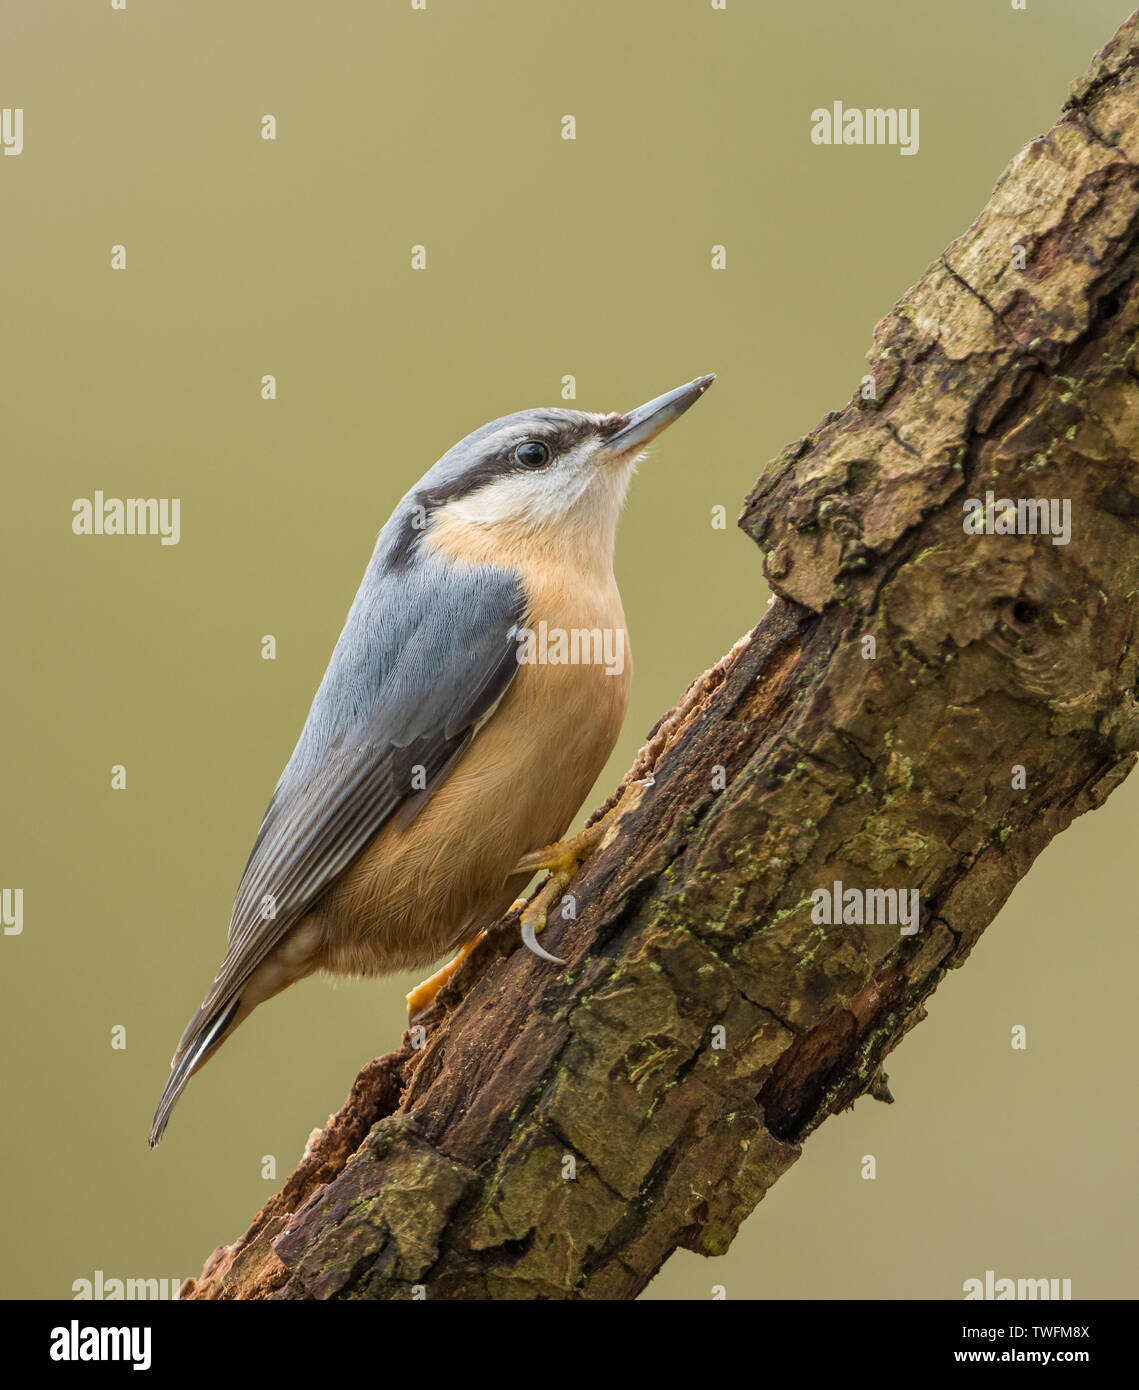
[427, 443, 635, 567]
[444, 446, 602, 529]
[447, 473, 563, 528]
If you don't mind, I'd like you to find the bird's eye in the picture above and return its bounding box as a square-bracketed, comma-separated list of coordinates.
[513, 439, 551, 469]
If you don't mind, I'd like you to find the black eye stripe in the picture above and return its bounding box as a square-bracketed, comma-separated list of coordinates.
[402, 420, 603, 534]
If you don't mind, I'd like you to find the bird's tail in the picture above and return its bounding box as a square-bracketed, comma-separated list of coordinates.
[148, 995, 243, 1147]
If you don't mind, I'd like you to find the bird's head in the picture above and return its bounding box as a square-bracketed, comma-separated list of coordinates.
[401, 375, 715, 567]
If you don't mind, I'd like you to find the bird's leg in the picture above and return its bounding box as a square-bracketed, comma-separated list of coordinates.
[514, 817, 612, 964]
[405, 931, 486, 1020]
[407, 813, 616, 1014]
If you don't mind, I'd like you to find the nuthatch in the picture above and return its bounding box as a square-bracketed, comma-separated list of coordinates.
[149, 374, 715, 1145]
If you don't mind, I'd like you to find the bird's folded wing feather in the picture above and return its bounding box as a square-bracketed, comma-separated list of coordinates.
[177, 559, 527, 1050]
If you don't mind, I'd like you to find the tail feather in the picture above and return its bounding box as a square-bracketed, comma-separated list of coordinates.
[148, 997, 242, 1147]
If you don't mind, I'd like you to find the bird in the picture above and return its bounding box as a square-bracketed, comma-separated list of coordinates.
[148, 373, 715, 1145]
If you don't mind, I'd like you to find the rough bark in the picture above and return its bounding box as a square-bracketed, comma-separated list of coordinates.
[184, 15, 1139, 1300]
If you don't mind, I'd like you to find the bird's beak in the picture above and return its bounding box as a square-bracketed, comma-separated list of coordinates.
[602, 374, 716, 457]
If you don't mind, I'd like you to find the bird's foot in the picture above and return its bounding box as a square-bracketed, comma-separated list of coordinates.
[405, 931, 485, 1021]
[513, 818, 610, 964]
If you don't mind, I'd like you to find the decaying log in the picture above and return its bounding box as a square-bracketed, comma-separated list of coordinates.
[184, 14, 1139, 1300]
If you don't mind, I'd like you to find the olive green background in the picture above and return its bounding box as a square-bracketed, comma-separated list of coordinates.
[2, 0, 1135, 1300]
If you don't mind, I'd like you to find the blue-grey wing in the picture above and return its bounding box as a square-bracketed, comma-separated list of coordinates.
[185, 554, 527, 1038]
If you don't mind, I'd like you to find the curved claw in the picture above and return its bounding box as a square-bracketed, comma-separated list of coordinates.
[521, 917, 566, 965]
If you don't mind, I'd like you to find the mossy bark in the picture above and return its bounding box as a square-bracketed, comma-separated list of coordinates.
[184, 14, 1139, 1300]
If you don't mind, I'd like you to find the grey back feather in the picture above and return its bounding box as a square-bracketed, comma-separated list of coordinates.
[212, 548, 525, 1023]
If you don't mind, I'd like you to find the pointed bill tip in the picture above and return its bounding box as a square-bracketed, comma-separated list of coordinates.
[605, 373, 717, 455]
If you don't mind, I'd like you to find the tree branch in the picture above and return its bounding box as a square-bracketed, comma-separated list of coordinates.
[184, 12, 1139, 1300]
